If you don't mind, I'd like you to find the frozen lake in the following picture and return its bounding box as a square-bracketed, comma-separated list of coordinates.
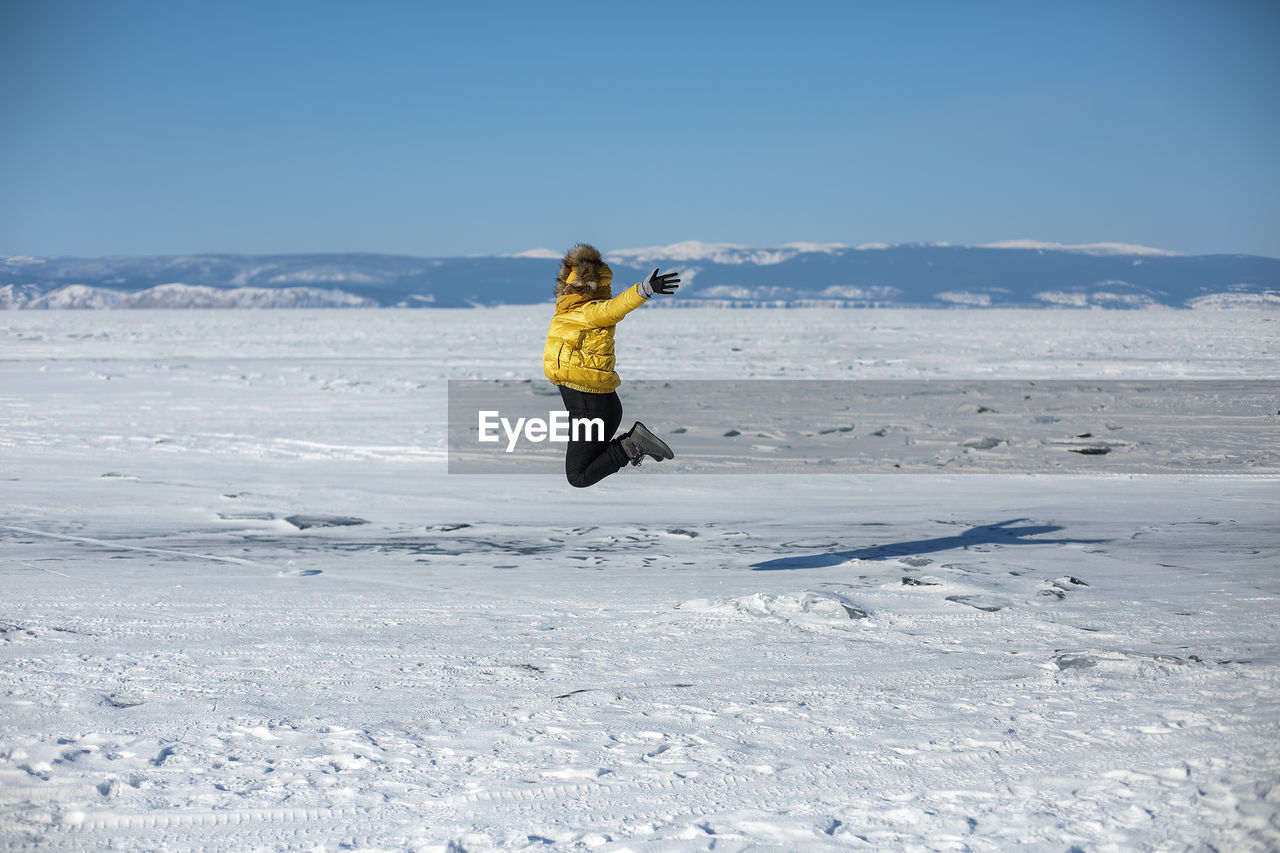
[2, 308, 1278, 851]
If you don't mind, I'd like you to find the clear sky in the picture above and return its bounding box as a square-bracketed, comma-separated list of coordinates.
[2, 0, 1278, 258]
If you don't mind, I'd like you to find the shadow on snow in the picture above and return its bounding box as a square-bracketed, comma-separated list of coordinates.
[750, 518, 1108, 571]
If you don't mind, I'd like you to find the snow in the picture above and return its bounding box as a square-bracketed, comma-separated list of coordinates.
[1, 308, 1278, 850]
[817, 285, 901, 300]
[21, 284, 128, 310]
[935, 291, 993, 306]
[1034, 291, 1176, 310]
[1036, 291, 1092, 308]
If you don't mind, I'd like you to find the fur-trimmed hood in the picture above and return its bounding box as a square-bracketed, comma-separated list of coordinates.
[555, 243, 613, 298]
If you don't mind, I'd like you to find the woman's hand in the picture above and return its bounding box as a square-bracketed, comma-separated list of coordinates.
[639, 268, 681, 298]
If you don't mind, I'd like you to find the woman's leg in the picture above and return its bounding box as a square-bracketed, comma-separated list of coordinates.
[558, 387, 627, 488]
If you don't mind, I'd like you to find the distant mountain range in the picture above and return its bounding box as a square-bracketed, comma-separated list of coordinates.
[3, 241, 1278, 309]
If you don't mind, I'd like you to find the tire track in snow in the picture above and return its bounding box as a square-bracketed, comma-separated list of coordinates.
[2, 525, 267, 568]
[62, 806, 360, 830]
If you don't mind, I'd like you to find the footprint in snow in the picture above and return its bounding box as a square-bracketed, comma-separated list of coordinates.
[283, 515, 368, 530]
[1053, 649, 1192, 674]
[961, 437, 1005, 450]
[680, 591, 870, 624]
[1039, 576, 1090, 598]
[945, 594, 1012, 612]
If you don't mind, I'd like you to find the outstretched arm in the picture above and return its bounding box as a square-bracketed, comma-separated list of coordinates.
[582, 268, 682, 327]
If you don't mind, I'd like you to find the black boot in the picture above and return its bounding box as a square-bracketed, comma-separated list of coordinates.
[619, 421, 674, 466]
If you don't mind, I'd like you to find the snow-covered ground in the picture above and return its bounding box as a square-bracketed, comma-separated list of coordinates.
[2, 308, 1278, 851]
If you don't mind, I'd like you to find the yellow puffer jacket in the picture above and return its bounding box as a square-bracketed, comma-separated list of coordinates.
[543, 245, 648, 393]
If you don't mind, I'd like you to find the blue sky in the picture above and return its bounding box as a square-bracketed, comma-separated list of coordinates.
[2, 0, 1277, 258]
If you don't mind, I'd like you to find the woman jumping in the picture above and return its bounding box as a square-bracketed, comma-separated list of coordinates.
[543, 243, 680, 488]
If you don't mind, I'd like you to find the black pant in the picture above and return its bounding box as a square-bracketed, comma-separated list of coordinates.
[558, 386, 629, 488]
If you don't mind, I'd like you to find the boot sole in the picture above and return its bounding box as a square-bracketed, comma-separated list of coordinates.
[630, 421, 674, 461]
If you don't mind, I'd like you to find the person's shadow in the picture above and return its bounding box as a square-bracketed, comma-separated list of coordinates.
[750, 518, 1108, 571]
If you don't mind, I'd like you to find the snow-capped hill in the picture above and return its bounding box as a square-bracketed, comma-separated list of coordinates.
[606, 239, 1183, 265]
[263, 270, 381, 285]
[980, 240, 1181, 256]
[500, 248, 561, 259]
[7, 282, 376, 309]
[2, 243, 1276, 308]
[1185, 291, 1280, 309]
[125, 283, 375, 308]
[606, 241, 849, 266]
[25, 284, 129, 309]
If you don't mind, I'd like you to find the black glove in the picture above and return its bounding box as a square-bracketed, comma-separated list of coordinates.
[638, 268, 681, 298]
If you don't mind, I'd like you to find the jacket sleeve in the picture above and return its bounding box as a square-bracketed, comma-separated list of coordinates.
[582, 283, 648, 328]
